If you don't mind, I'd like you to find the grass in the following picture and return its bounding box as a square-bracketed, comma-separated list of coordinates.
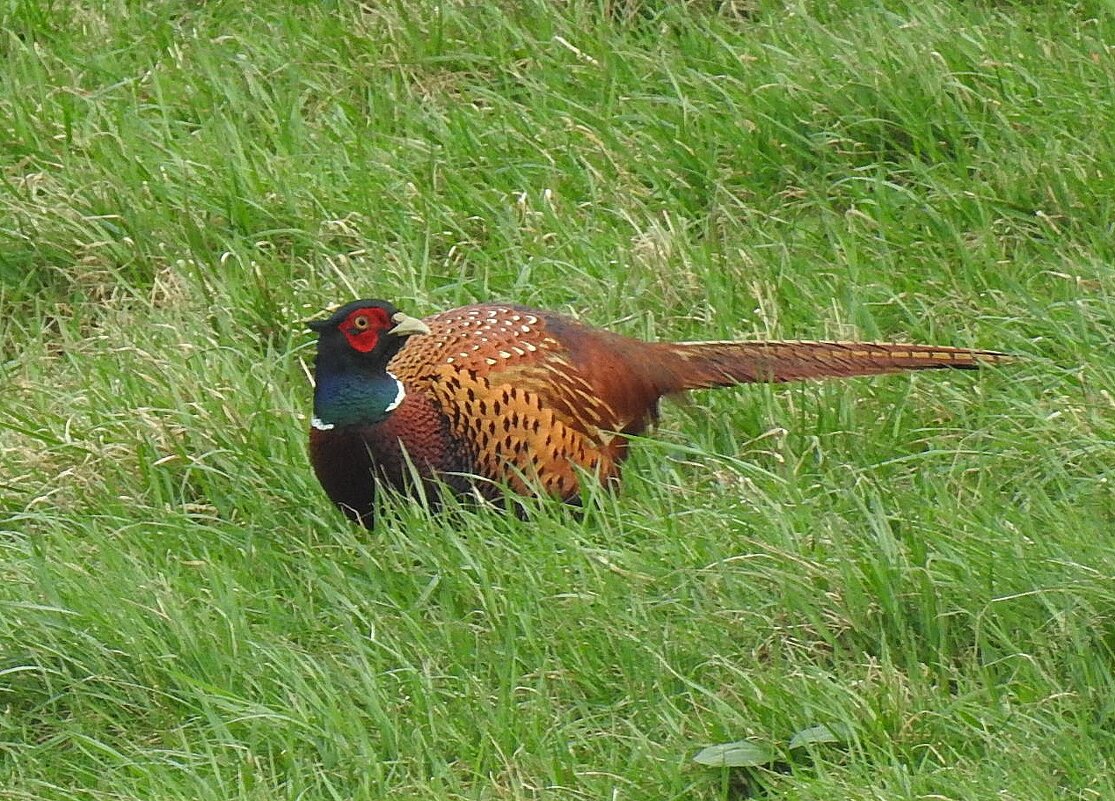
[1, 0, 1113, 798]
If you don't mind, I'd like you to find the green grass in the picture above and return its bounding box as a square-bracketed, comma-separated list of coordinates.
[2, 0, 1113, 798]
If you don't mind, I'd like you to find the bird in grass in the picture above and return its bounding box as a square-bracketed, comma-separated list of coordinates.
[307, 299, 1007, 528]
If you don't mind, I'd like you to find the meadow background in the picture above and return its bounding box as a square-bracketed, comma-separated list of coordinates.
[2, 1, 1113, 799]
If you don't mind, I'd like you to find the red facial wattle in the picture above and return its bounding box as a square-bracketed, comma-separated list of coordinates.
[340, 307, 390, 353]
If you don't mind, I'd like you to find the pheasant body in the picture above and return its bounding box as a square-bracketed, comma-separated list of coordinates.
[308, 300, 1007, 528]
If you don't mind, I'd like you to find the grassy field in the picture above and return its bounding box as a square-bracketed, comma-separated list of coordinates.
[2, 0, 1113, 798]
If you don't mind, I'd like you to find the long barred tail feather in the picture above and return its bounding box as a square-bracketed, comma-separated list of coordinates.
[652, 340, 1011, 393]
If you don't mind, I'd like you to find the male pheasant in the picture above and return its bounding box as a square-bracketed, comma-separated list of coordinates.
[308, 299, 1007, 528]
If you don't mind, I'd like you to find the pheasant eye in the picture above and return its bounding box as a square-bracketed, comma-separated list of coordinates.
[353, 315, 369, 330]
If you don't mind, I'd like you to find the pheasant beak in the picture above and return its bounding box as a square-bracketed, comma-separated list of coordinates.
[388, 312, 431, 337]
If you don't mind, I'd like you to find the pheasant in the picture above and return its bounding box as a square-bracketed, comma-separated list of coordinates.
[307, 299, 1007, 528]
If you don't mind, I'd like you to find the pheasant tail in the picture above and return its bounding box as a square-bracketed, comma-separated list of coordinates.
[652, 340, 1010, 392]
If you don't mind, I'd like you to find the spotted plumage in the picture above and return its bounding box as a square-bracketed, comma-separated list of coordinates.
[307, 299, 1008, 528]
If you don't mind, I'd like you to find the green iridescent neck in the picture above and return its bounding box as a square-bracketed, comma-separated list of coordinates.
[312, 371, 405, 430]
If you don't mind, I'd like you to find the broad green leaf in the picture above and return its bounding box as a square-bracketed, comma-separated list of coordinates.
[693, 740, 775, 767]
[789, 724, 850, 749]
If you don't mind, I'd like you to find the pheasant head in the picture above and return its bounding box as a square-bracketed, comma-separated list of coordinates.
[307, 299, 430, 431]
